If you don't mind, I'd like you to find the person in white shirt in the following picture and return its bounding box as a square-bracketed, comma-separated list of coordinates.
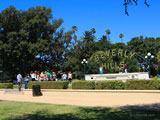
[68, 72, 72, 83]
[17, 72, 22, 91]
[62, 72, 67, 81]
[30, 71, 36, 81]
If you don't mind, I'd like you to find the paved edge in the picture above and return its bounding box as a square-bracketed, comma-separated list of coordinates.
[1, 89, 160, 93]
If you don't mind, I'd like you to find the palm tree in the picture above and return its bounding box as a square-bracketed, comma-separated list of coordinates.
[73, 35, 77, 41]
[72, 26, 78, 41]
[91, 28, 96, 34]
[119, 33, 124, 42]
[105, 29, 111, 40]
[72, 26, 78, 32]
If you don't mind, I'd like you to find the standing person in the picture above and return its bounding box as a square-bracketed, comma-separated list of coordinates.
[68, 72, 72, 83]
[51, 72, 56, 81]
[57, 71, 62, 81]
[30, 71, 36, 81]
[47, 70, 51, 81]
[24, 73, 30, 89]
[62, 72, 67, 81]
[35, 71, 39, 81]
[17, 72, 23, 91]
[44, 71, 48, 81]
[124, 64, 127, 73]
[40, 72, 44, 81]
[99, 66, 103, 75]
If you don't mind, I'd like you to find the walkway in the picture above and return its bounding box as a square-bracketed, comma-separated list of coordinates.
[0, 89, 160, 108]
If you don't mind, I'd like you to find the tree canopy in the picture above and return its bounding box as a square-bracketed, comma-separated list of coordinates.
[0, 6, 76, 79]
[0, 5, 160, 81]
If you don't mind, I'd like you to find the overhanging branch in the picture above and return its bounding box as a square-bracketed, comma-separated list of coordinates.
[124, 0, 149, 16]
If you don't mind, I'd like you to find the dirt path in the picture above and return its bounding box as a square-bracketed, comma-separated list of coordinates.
[0, 90, 160, 108]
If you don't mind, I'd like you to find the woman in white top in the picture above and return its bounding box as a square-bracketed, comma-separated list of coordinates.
[62, 72, 67, 81]
[30, 71, 36, 81]
[68, 72, 72, 83]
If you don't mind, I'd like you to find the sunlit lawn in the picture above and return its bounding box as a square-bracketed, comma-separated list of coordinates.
[0, 100, 160, 120]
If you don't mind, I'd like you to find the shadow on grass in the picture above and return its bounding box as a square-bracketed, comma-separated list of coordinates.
[120, 103, 160, 111]
[4, 104, 160, 120]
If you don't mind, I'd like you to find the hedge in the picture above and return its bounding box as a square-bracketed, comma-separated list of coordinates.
[0, 83, 13, 89]
[95, 80, 125, 90]
[28, 81, 69, 89]
[125, 79, 160, 90]
[72, 80, 95, 89]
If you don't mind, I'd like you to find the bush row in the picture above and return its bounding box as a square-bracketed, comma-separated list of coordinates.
[28, 81, 69, 89]
[72, 80, 125, 90]
[0, 83, 13, 89]
[72, 81, 95, 89]
[1, 80, 160, 90]
[125, 80, 160, 90]
[72, 79, 160, 90]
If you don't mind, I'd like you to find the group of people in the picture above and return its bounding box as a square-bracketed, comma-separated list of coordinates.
[17, 71, 73, 91]
[29, 71, 72, 82]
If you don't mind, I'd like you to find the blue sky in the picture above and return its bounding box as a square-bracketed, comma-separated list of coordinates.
[0, 0, 160, 43]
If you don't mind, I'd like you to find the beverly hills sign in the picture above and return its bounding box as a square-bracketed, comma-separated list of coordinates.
[89, 49, 136, 71]
[86, 49, 149, 81]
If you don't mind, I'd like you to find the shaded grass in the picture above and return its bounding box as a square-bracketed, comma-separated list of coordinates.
[0, 101, 160, 120]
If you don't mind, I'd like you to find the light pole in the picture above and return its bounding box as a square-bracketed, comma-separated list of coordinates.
[81, 59, 88, 80]
[145, 53, 154, 78]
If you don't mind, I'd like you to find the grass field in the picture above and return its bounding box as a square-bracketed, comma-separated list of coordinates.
[0, 100, 160, 120]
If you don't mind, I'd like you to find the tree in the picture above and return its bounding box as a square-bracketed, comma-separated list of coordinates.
[96, 35, 111, 51]
[119, 33, 124, 42]
[72, 26, 78, 41]
[91, 28, 96, 34]
[105, 29, 111, 40]
[157, 52, 160, 64]
[0, 6, 64, 78]
[124, 0, 150, 15]
[72, 26, 78, 32]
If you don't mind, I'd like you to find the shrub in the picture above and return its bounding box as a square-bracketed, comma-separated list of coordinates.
[0, 83, 13, 89]
[125, 79, 160, 90]
[72, 80, 95, 89]
[28, 81, 69, 89]
[95, 80, 125, 90]
[152, 76, 159, 80]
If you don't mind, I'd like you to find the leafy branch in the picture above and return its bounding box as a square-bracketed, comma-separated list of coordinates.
[124, 0, 149, 16]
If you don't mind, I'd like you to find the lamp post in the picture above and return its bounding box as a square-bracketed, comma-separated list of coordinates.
[145, 53, 154, 78]
[81, 59, 88, 80]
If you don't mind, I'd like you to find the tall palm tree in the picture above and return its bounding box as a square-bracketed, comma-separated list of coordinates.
[91, 28, 96, 34]
[72, 26, 78, 41]
[105, 29, 111, 40]
[72, 26, 78, 33]
[119, 33, 124, 42]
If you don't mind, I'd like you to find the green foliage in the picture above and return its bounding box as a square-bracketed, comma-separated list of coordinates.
[72, 80, 95, 89]
[28, 81, 69, 89]
[0, 6, 64, 75]
[152, 76, 159, 80]
[125, 80, 160, 90]
[157, 51, 160, 64]
[0, 6, 159, 78]
[0, 83, 13, 89]
[95, 80, 125, 90]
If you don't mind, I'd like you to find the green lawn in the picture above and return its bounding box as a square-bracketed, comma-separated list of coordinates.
[0, 101, 160, 120]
